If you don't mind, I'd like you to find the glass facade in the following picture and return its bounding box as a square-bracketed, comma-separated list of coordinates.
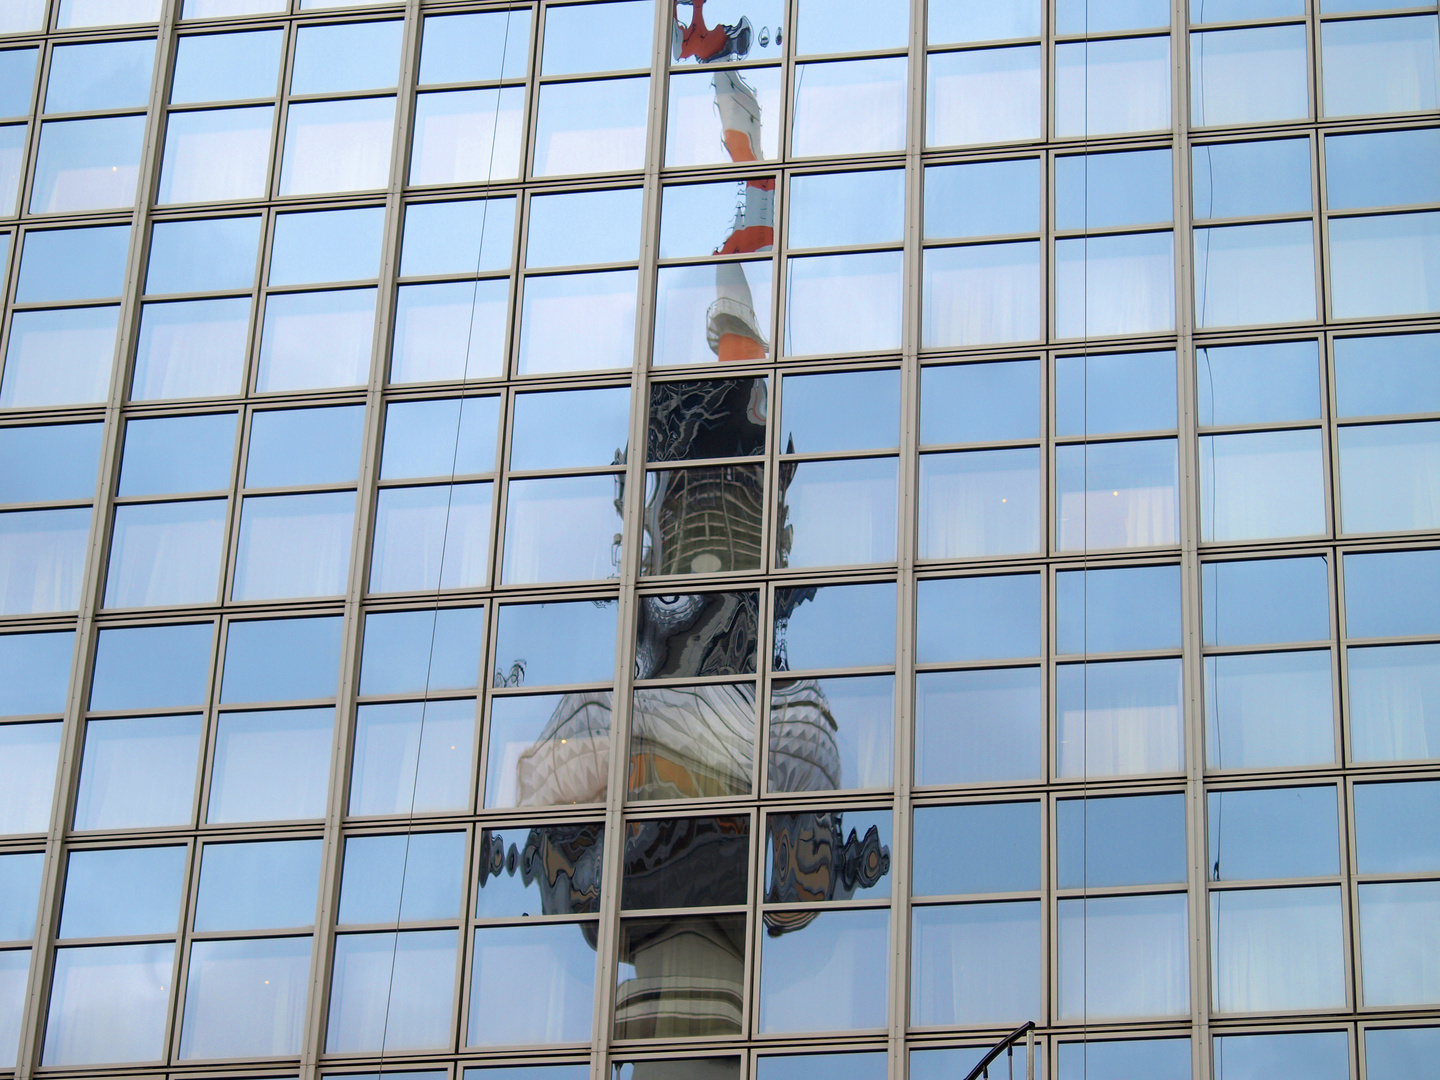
[0, 0, 1435, 1078]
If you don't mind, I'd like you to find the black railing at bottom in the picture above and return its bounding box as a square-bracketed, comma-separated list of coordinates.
[962, 1021, 1037, 1080]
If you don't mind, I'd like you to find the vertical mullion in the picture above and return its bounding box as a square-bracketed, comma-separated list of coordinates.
[586, 2, 671, 1077]
[13, 0, 181, 1075]
[889, 0, 926, 1077]
[297, 0, 422, 1075]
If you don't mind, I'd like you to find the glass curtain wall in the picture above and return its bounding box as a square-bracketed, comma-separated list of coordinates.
[0, 1, 1435, 1079]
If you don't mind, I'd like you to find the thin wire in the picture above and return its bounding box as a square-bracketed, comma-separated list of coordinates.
[373, 8, 515, 1060]
[1081, 0, 1091, 1074]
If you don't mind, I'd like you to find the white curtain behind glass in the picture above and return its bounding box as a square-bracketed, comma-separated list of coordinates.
[1210, 887, 1346, 1012]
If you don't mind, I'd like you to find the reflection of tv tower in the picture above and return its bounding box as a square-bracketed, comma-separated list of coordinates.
[674, 0, 774, 362]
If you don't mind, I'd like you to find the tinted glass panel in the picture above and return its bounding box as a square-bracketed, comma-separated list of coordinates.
[1056, 564, 1182, 654]
[774, 583, 895, 671]
[493, 600, 617, 688]
[913, 801, 1040, 896]
[60, 846, 186, 938]
[1057, 794, 1186, 888]
[194, 839, 322, 930]
[220, 617, 342, 703]
[1208, 786, 1340, 881]
[91, 623, 211, 711]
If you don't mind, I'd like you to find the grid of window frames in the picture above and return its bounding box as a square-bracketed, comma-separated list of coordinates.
[0, 0, 1437, 1079]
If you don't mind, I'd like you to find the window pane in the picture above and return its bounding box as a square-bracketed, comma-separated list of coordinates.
[1331, 212, 1440, 319]
[613, 915, 743, 1042]
[257, 288, 376, 391]
[641, 463, 763, 575]
[1055, 37, 1170, 136]
[19, 226, 129, 303]
[1058, 794, 1186, 888]
[170, 29, 282, 104]
[665, 68, 780, 167]
[159, 106, 273, 204]
[46, 40, 153, 112]
[419, 10, 531, 83]
[291, 20, 401, 95]
[370, 483, 492, 593]
[207, 707, 333, 822]
[339, 832, 464, 924]
[629, 684, 754, 800]
[0, 722, 59, 834]
[534, 77, 648, 176]
[929, 0, 1040, 45]
[185, 0, 287, 13]
[1194, 138, 1312, 220]
[31, 116, 144, 213]
[1059, 894, 1189, 1019]
[914, 667, 1043, 785]
[1335, 332, 1440, 419]
[0, 853, 42, 941]
[493, 601, 615, 689]
[1192, 25, 1310, 126]
[0, 632, 71, 717]
[1201, 429, 1326, 541]
[1212, 1032, 1348, 1080]
[921, 360, 1040, 445]
[1339, 421, 1440, 533]
[0, 423, 102, 504]
[382, 397, 500, 480]
[785, 251, 902, 356]
[59, 846, 185, 938]
[515, 388, 630, 471]
[1056, 0, 1168, 33]
[148, 215, 261, 295]
[927, 46, 1041, 147]
[925, 159, 1040, 240]
[1057, 658, 1184, 777]
[194, 839, 322, 931]
[520, 270, 635, 375]
[360, 607, 485, 695]
[911, 902, 1039, 1027]
[1055, 439, 1179, 550]
[777, 458, 897, 568]
[485, 693, 612, 808]
[178, 936, 311, 1059]
[1196, 221, 1316, 327]
[1322, 15, 1440, 117]
[0, 508, 90, 614]
[1327, 129, 1440, 211]
[132, 298, 250, 400]
[1208, 786, 1340, 880]
[1055, 350, 1176, 437]
[528, 188, 642, 268]
[94, 622, 211, 710]
[0, 124, 26, 215]
[1211, 887, 1346, 1011]
[636, 590, 758, 679]
[1205, 650, 1336, 769]
[350, 698, 476, 815]
[106, 499, 227, 608]
[233, 492, 355, 600]
[789, 170, 903, 249]
[1056, 149, 1172, 230]
[0, 948, 26, 1062]
[391, 279, 508, 383]
[913, 802, 1040, 896]
[918, 574, 1040, 663]
[476, 823, 604, 918]
[769, 675, 893, 792]
[1197, 340, 1322, 426]
[279, 95, 396, 196]
[43, 943, 173, 1065]
[410, 88, 525, 185]
[1349, 643, 1440, 762]
[1366, 1028, 1440, 1080]
[1055, 232, 1175, 337]
[0, 49, 36, 118]
[401, 197, 516, 277]
[502, 476, 622, 584]
[1057, 1039, 1190, 1080]
[74, 714, 203, 830]
[625, 815, 749, 908]
[248, 408, 366, 488]
[922, 241, 1041, 347]
[792, 57, 905, 157]
[57, 0, 161, 26]
[653, 260, 773, 366]
[119, 415, 234, 497]
[327, 929, 458, 1052]
[1343, 548, 1440, 637]
[1354, 780, 1440, 873]
[543, 0, 652, 73]
[2, 306, 119, 408]
[471, 924, 595, 1044]
[919, 448, 1041, 558]
[776, 583, 894, 671]
[270, 207, 384, 286]
[758, 909, 888, 1033]
[760, 1054, 884, 1080]
[221, 616, 340, 704]
[1057, 565, 1181, 654]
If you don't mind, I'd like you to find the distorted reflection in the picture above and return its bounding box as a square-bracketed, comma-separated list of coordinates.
[615, 913, 747, 1038]
[669, 2, 775, 358]
[475, 824, 604, 918]
[622, 815, 749, 908]
[635, 590, 758, 678]
[614, 1058, 742, 1080]
[484, 692, 614, 808]
[629, 685, 755, 799]
[764, 810, 891, 917]
[642, 379, 767, 576]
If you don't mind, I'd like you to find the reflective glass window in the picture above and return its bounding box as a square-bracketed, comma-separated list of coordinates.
[369, 481, 493, 593]
[519, 270, 636, 374]
[921, 359, 1040, 445]
[493, 600, 617, 688]
[419, 10, 531, 83]
[1055, 351, 1176, 436]
[1211, 886, 1345, 1011]
[0, 423, 102, 504]
[1354, 781, 1440, 873]
[1056, 564, 1182, 654]
[327, 929, 458, 1052]
[911, 900, 1040, 1027]
[1194, 138, 1312, 220]
[1056, 1039, 1190, 1080]
[1344, 549, 1440, 638]
[1058, 794, 1187, 888]
[792, 58, 907, 157]
[0, 49, 37, 118]
[774, 583, 894, 671]
[788, 170, 904, 248]
[74, 714, 203, 830]
[1205, 650, 1335, 770]
[922, 241, 1041, 347]
[147, 216, 261, 295]
[501, 475, 623, 584]
[1335, 333, 1440, 418]
[106, 499, 228, 608]
[178, 936, 311, 1058]
[58, 0, 162, 27]
[359, 607, 485, 696]
[392, 279, 508, 382]
[785, 251, 904, 355]
[400, 197, 516, 276]
[59, 846, 186, 938]
[913, 801, 1039, 896]
[1328, 129, 1440, 213]
[475, 823, 603, 918]
[270, 208, 385, 286]
[0, 852, 41, 941]
[279, 97, 395, 196]
[915, 667, 1043, 785]
[232, 492, 355, 598]
[666, 67, 781, 167]
[119, 414, 235, 495]
[1212, 1032, 1348, 1080]
[1191, 25, 1310, 127]
[43, 942, 174, 1065]
[1331, 211, 1440, 320]
[91, 623, 211, 711]
[1054, 36, 1171, 137]
[207, 707, 333, 823]
[1202, 556, 1329, 646]
[1197, 340, 1321, 426]
[1055, 149, 1172, 230]
[924, 159, 1040, 240]
[927, 46, 1041, 147]
[781, 370, 898, 454]
[132, 297, 251, 400]
[512, 388, 631, 471]
[158, 105, 274, 204]
[1322, 15, 1440, 118]
[31, 116, 145, 213]
[533, 77, 649, 176]
[929, 1, 1040, 45]
[483, 692, 612, 808]
[291, 20, 402, 95]
[629, 685, 754, 800]
[1058, 894, 1190, 1018]
[170, 29, 282, 104]
[758, 909, 889, 1033]
[0, 631, 72, 717]
[220, 616, 341, 704]
[471, 924, 594, 1044]
[0, 722, 61, 835]
[339, 831, 464, 924]
[1208, 786, 1340, 880]
[44, 39, 154, 113]
[350, 698, 477, 815]
[410, 87, 526, 186]
[1054, 439, 1179, 551]
[17, 226, 130, 303]
[1360, 880, 1440, 1005]
[381, 397, 500, 480]
[527, 188, 642, 268]
[2, 306, 120, 409]
[1056, 658, 1184, 777]
[919, 446, 1042, 558]
[1202, 429, 1327, 542]
[246, 406, 364, 488]
[194, 839, 322, 930]
[916, 574, 1041, 664]
[1366, 1027, 1440, 1079]
[769, 675, 893, 792]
